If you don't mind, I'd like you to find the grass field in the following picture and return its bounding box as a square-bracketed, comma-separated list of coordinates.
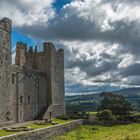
[51, 123, 140, 140]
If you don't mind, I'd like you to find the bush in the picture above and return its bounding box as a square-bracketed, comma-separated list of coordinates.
[117, 114, 140, 122]
[96, 109, 116, 121]
[68, 111, 88, 119]
[57, 115, 69, 120]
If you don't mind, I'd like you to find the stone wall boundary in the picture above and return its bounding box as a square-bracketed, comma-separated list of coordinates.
[0, 120, 83, 140]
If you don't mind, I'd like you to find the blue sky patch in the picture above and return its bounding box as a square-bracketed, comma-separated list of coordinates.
[53, 0, 71, 13]
[12, 28, 36, 49]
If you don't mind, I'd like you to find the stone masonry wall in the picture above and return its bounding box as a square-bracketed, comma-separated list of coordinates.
[0, 17, 66, 125]
[43, 43, 66, 119]
[11, 65, 47, 123]
[0, 18, 13, 125]
[0, 120, 83, 140]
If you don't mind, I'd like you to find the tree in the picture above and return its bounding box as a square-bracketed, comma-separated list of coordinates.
[98, 92, 133, 115]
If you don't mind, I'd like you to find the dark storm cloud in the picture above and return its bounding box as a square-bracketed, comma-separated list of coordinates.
[120, 63, 140, 77]
[66, 58, 118, 77]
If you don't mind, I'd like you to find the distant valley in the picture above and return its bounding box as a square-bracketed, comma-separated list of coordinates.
[66, 88, 140, 113]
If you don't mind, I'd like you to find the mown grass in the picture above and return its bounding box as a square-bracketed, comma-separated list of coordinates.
[0, 119, 73, 137]
[88, 112, 97, 115]
[51, 123, 140, 140]
[27, 119, 73, 129]
[0, 130, 18, 137]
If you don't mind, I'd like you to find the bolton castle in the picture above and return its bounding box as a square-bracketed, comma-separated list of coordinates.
[0, 18, 65, 126]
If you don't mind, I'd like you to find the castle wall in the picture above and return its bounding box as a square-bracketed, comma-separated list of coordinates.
[11, 65, 47, 123]
[0, 18, 13, 125]
[51, 48, 65, 117]
[24, 43, 66, 119]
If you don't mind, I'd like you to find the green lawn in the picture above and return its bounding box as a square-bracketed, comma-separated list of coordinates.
[0, 119, 73, 137]
[88, 112, 97, 115]
[0, 130, 18, 137]
[27, 119, 73, 129]
[51, 123, 140, 140]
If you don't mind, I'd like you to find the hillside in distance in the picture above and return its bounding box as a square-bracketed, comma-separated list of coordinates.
[113, 87, 140, 97]
[66, 88, 140, 113]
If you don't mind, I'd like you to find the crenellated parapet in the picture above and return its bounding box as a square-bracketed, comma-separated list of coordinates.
[15, 41, 64, 67]
[43, 42, 64, 57]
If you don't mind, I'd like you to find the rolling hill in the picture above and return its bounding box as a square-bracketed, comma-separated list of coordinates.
[66, 88, 140, 113]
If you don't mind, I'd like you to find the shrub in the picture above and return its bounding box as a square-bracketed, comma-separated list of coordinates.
[57, 115, 69, 120]
[117, 114, 140, 122]
[68, 111, 88, 119]
[96, 109, 116, 121]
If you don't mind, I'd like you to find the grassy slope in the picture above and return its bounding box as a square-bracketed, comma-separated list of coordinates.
[52, 124, 140, 140]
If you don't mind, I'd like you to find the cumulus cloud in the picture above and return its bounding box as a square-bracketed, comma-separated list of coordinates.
[63, 40, 140, 94]
[16, 0, 140, 44]
[0, 0, 55, 26]
[0, 0, 140, 94]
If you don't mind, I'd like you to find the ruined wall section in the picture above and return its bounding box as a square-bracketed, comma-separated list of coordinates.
[0, 18, 12, 124]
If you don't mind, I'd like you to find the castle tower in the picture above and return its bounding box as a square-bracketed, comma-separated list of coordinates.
[43, 42, 66, 119]
[0, 18, 12, 125]
[15, 42, 27, 66]
[43, 42, 55, 105]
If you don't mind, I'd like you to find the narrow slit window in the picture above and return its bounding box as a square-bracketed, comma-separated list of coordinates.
[12, 73, 14, 84]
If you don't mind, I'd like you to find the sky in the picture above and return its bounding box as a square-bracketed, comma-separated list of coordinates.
[0, 0, 140, 95]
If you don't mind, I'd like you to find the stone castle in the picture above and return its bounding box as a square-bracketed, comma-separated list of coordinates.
[0, 18, 65, 126]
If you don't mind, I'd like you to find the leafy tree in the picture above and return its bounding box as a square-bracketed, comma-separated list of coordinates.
[98, 92, 133, 115]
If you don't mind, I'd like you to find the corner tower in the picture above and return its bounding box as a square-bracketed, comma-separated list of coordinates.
[0, 18, 12, 125]
[43, 42, 66, 119]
